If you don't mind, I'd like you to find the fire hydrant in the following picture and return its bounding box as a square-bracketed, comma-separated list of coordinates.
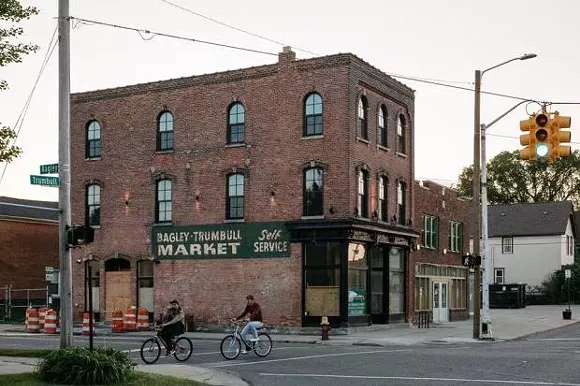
[321, 316, 330, 340]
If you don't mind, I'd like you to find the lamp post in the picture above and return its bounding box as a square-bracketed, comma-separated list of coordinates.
[473, 53, 537, 340]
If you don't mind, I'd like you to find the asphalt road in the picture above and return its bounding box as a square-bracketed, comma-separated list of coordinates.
[2, 324, 580, 385]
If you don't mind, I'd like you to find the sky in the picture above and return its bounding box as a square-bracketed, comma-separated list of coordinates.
[1, 0, 580, 202]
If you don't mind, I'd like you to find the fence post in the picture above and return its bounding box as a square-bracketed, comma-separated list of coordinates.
[46, 285, 49, 308]
[8, 285, 12, 320]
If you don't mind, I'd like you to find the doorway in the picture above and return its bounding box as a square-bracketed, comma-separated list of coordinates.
[432, 281, 448, 323]
[104, 258, 131, 321]
[370, 246, 388, 324]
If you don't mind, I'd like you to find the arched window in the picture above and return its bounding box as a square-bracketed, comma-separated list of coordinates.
[378, 176, 387, 221]
[358, 169, 369, 217]
[227, 103, 245, 144]
[357, 96, 368, 139]
[157, 111, 174, 151]
[378, 105, 387, 147]
[86, 120, 101, 159]
[303, 167, 323, 216]
[397, 180, 406, 225]
[304, 93, 323, 136]
[397, 114, 406, 154]
[86, 184, 101, 226]
[156, 179, 172, 223]
[226, 173, 244, 219]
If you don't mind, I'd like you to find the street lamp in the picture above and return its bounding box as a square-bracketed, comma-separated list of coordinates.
[473, 53, 537, 340]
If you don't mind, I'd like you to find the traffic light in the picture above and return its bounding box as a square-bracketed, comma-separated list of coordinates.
[67, 225, 95, 248]
[519, 113, 551, 161]
[548, 111, 572, 160]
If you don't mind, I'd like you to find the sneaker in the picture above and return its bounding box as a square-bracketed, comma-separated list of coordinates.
[166, 349, 175, 356]
[241, 349, 249, 354]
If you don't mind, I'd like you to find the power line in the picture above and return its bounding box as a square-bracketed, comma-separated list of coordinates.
[69, 16, 278, 57]
[0, 24, 59, 187]
[159, 0, 319, 57]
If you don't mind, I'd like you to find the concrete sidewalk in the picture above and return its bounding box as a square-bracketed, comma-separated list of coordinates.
[0, 305, 578, 385]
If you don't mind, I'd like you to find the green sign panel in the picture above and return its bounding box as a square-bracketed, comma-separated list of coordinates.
[152, 221, 291, 260]
[30, 175, 60, 187]
[40, 164, 59, 174]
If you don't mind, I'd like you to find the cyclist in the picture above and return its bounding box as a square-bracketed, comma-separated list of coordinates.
[233, 294, 263, 354]
[159, 299, 185, 355]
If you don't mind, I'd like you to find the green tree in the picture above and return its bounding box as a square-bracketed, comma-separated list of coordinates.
[0, 0, 39, 162]
[456, 150, 580, 206]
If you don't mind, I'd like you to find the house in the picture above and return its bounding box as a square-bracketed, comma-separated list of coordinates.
[488, 201, 575, 290]
[69, 47, 419, 327]
[413, 180, 471, 323]
[0, 196, 59, 320]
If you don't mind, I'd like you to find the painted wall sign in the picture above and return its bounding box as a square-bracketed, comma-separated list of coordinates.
[152, 222, 291, 260]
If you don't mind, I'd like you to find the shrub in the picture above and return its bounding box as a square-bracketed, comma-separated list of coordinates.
[35, 346, 134, 385]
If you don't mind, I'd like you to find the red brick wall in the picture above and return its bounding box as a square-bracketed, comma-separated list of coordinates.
[70, 51, 415, 325]
[412, 180, 471, 264]
[0, 220, 58, 295]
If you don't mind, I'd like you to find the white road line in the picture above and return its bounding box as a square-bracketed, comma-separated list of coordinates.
[259, 373, 580, 385]
[123, 346, 308, 356]
[529, 338, 580, 341]
[209, 349, 411, 368]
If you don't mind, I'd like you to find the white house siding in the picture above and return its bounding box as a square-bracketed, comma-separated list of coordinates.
[490, 235, 563, 289]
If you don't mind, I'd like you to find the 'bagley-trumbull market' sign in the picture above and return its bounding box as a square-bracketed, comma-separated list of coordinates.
[152, 222, 291, 260]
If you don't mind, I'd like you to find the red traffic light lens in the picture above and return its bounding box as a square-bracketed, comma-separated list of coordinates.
[536, 128, 548, 141]
[536, 114, 548, 127]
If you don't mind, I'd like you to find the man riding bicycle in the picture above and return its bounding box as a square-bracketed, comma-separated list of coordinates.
[159, 299, 185, 355]
[233, 294, 263, 354]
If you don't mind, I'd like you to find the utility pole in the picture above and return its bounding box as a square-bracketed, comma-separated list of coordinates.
[472, 69, 482, 340]
[58, 0, 73, 348]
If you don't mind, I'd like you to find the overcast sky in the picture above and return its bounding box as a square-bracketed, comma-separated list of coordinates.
[1, 0, 579, 201]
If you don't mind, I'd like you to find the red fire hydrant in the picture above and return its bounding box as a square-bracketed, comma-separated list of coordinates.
[321, 316, 330, 340]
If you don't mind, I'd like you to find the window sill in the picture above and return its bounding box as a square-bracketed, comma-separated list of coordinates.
[224, 219, 245, 223]
[153, 222, 173, 227]
[225, 143, 246, 148]
[155, 150, 174, 154]
[302, 134, 324, 140]
[301, 215, 325, 220]
[356, 137, 370, 145]
[89, 225, 101, 229]
[395, 151, 408, 159]
[85, 157, 101, 161]
[377, 145, 389, 152]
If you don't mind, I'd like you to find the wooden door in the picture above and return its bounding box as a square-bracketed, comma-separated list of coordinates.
[105, 271, 131, 321]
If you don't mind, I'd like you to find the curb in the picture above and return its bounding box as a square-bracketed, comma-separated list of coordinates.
[502, 319, 580, 342]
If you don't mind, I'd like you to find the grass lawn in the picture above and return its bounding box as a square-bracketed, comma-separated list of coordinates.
[0, 349, 52, 358]
[0, 372, 207, 385]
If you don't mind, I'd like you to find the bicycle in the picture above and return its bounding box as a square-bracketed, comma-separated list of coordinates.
[220, 320, 272, 360]
[140, 325, 193, 364]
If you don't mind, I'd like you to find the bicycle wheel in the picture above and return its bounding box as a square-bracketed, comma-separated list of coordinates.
[220, 335, 241, 360]
[174, 336, 193, 361]
[253, 333, 272, 357]
[140, 337, 161, 364]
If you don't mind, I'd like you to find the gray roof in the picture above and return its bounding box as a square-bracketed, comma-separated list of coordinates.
[0, 196, 58, 222]
[488, 201, 575, 237]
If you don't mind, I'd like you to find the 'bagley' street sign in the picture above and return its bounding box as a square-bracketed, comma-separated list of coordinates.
[40, 163, 59, 174]
[30, 175, 60, 187]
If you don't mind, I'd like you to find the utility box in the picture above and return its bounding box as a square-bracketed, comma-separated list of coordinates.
[489, 284, 526, 309]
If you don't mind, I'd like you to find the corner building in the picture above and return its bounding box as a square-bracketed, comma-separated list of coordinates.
[70, 48, 418, 328]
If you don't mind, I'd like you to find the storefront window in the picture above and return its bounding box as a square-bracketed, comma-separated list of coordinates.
[389, 247, 405, 315]
[304, 242, 340, 316]
[348, 243, 368, 315]
[414, 277, 430, 311]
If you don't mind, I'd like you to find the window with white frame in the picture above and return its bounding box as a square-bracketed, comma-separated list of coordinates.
[502, 237, 513, 254]
[494, 268, 505, 284]
[421, 215, 438, 249]
[567, 235, 574, 255]
[449, 221, 463, 253]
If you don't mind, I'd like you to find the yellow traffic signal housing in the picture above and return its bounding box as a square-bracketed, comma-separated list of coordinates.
[533, 113, 551, 160]
[519, 116, 537, 161]
[549, 112, 572, 160]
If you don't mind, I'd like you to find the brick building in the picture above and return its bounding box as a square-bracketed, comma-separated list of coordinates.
[70, 48, 419, 328]
[412, 180, 471, 322]
[0, 196, 59, 319]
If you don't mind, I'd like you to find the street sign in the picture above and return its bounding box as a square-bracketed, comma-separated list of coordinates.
[40, 163, 59, 174]
[565, 269, 572, 279]
[30, 175, 60, 187]
[45, 266, 54, 273]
